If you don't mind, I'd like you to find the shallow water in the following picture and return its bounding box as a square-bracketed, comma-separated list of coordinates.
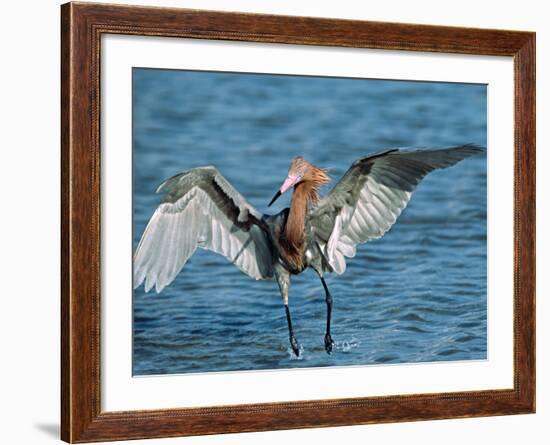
[132, 68, 487, 375]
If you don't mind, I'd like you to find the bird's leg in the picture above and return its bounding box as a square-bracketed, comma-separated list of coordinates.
[285, 304, 300, 357]
[275, 265, 300, 357]
[320, 276, 335, 354]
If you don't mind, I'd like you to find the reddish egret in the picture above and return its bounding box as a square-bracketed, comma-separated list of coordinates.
[134, 144, 481, 356]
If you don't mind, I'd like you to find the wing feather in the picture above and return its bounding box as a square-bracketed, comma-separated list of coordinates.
[134, 167, 273, 293]
[308, 144, 482, 274]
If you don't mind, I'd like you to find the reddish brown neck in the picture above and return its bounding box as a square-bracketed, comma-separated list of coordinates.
[281, 166, 330, 269]
[284, 182, 311, 251]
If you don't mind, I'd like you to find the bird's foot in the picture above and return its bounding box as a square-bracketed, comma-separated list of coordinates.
[324, 333, 334, 354]
[289, 334, 300, 357]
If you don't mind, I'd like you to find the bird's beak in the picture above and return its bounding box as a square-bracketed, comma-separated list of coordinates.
[268, 175, 300, 207]
[268, 190, 282, 207]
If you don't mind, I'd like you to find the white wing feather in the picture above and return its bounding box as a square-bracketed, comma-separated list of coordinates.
[311, 145, 482, 274]
[134, 167, 273, 293]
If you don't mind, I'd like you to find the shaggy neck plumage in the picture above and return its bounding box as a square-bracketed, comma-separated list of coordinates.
[282, 167, 330, 268]
[285, 183, 310, 249]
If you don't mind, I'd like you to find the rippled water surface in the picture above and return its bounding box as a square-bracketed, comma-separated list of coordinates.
[132, 68, 487, 375]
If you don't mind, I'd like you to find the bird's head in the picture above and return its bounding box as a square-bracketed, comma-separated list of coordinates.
[268, 156, 330, 207]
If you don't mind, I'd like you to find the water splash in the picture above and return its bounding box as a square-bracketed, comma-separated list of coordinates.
[286, 344, 305, 360]
[334, 336, 360, 353]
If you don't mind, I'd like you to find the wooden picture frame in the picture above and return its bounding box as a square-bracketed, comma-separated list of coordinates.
[61, 2, 535, 442]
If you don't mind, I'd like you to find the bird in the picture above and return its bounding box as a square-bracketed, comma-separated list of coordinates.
[133, 144, 482, 357]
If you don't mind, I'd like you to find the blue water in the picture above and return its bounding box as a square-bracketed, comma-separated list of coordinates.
[132, 68, 487, 376]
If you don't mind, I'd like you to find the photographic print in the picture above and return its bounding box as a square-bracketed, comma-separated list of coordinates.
[132, 68, 487, 376]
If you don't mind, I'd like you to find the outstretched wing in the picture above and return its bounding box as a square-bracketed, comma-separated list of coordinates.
[308, 144, 482, 274]
[134, 166, 273, 293]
